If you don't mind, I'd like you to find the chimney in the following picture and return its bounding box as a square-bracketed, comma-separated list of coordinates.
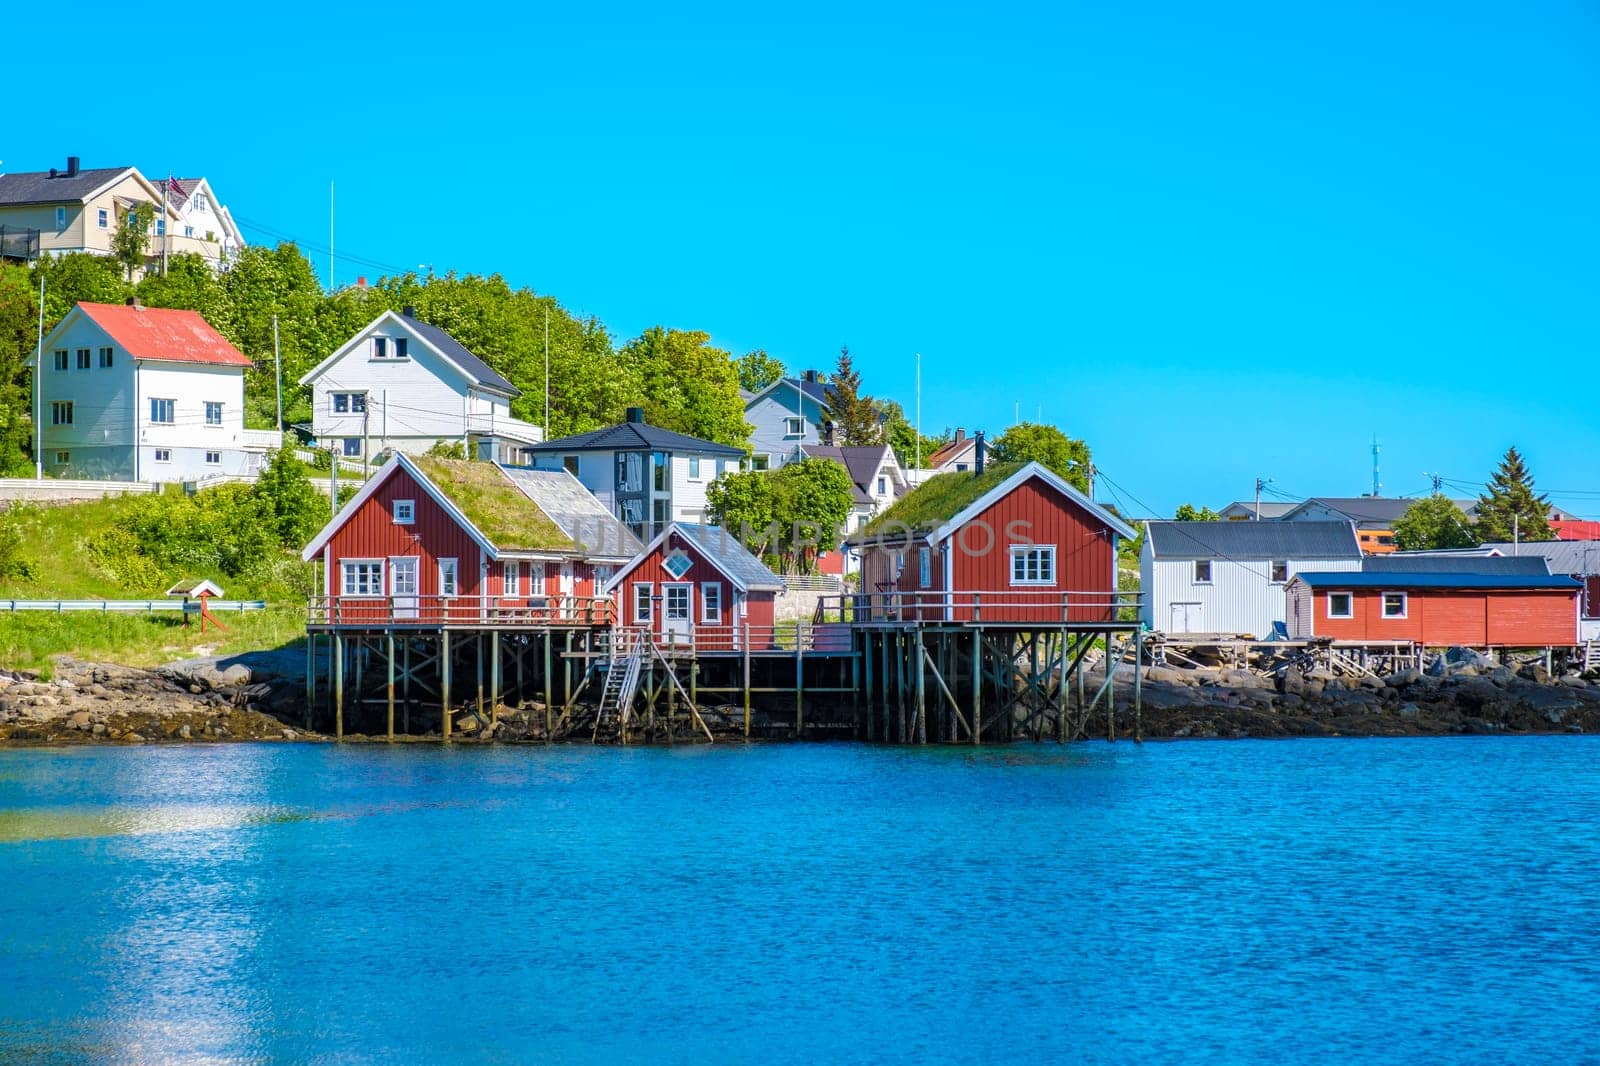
[803, 369, 817, 384]
[125, 297, 142, 310]
[356, 275, 368, 289]
[974, 431, 985, 475]
[625, 406, 645, 424]
[66, 156, 80, 178]
[823, 420, 835, 446]
[401, 305, 416, 318]
[49, 168, 58, 179]
[954, 428, 966, 442]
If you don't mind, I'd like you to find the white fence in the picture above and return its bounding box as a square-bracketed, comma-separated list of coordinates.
[0, 599, 266, 614]
[0, 478, 161, 503]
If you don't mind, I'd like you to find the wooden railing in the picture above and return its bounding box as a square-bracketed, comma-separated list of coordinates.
[308, 594, 617, 628]
[646, 621, 854, 654]
[813, 589, 1142, 625]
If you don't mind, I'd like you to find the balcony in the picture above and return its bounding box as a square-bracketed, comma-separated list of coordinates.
[242, 429, 283, 451]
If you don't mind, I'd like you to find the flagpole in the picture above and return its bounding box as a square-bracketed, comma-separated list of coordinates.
[914, 353, 921, 470]
[34, 272, 44, 480]
[160, 174, 169, 276]
[543, 305, 550, 439]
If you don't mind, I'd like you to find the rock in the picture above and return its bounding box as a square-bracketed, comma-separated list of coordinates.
[281, 728, 297, 740]
[1277, 668, 1305, 696]
[1452, 664, 1479, 678]
[66, 710, 92, 731]
[1489, 666, 1516, 687]
[1398, 703, 1421, 718]
[1357, 674, 1386, 691]
[124, 733, 145, 743]
[1560, 674, 1589, 689]
[177, 724, 192, 739]
[91, 723, 106, 735]
[455, 716, 480, 735]
[1522, 664, 1552, 684]
[188, 684, 204, 695]
[1386, 667, 1423, 688]
[1544, 708, 1567, 725]
[1447, 646, 1493, 669]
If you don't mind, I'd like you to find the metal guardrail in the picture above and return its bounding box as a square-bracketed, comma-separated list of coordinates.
[308, 594, 617, 628]
[0, 599, 265, 613]
[814, 589, 1142, 624]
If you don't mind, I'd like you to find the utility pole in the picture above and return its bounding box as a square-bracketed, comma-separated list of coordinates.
[1254, 477, 1263, 521]
[34, 272, 43, 480]
[329, 179, 335, 291]
[329, 444, 339, 520]
[543, 305, 550, 440]
[361, 396, 370, 481]
[160, 175, 169, 277]
[1371, 436, 1382, 497]
[272, 314, 283, 435]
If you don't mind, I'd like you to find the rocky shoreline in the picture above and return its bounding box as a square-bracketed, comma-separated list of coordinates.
[3, 652, 1600, 746]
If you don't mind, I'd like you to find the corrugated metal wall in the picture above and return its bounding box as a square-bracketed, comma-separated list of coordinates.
[1144, 556, 1363, 636]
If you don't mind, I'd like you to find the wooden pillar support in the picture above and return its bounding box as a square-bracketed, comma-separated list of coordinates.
[386, 632, 396, 741]
[544, 630, 554, 741]
[441, 630, 452, 740]
[972, 627, 982, 746]
[491, 630, 502, 732]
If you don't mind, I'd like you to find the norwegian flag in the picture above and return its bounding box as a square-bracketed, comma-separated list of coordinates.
[168, 176, 183, 194]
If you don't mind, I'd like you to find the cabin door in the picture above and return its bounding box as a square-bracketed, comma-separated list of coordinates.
[390, 557, 419, 620]
[662, 583, 693, 645]
[1170, 601, 1201, 633]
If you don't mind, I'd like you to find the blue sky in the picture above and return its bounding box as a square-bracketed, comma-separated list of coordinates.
[7, 1, 1599, 517]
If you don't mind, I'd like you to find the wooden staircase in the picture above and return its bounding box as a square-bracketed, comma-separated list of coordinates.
[593, 627, 646, 741]
[1584, 640, 1599, 674]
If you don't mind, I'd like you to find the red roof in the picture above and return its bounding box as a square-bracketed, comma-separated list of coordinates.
[77, 302, 251, 367]
[1553, 519, 1600, 541]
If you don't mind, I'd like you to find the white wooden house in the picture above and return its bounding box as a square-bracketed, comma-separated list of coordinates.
[1140, 520, 1362, 637]
[300, 308, 544, 465]
[743, 371, 832, 470]
[525, 408, 746, 541]
[32, 301, 278, 481]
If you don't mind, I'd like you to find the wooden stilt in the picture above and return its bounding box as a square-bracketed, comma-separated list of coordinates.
[972, 628, 982, 746]
[386, 632, 396, 741]
[475, 633, 485, 722]
[333, 632, 344, 740]
[914, 628, 927, 744]
[863, 632, 874, 742]
[403, 637, 412, 734]
[1134, 639, 1144, 742]
[742, 623, 752, 739]
[441, 630, 452, 740]
[491, 630, 501, 732]
[304, 633, 315, 731]
[544, 630, 554, 740]
[563, 630, 573, 708]
[794, 633, 804, 738]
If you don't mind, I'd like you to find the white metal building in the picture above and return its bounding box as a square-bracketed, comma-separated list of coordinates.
[1140, 520, 1363, 637]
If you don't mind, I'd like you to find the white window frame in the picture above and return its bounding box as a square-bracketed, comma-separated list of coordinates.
[76, 348, 91, 370]
[373, 337, 388, 359]
[877, 476, 887, 496]
[98, 346, 113, 368]
[783, 416, 805, 438]
[204, 451, 221, 465]
[1270, 560, 1288, 584]
[55, 207, 66, 229]
[393, 337, 408, 360]
[204, 401, 224, 426]
[438, 558, 459, 598]
[689, 457, 701, 480]
[154, 449, 171, 463]
[52, 350, 67, 371]
[393, 499, 415, 525]
[340, 559, 385, 598]
[1381, 591, 1408, 619]
[918, 546, 931, 588]
[1010, 545, 1057, 586]
[1327, 592, 1354, 619]
[634, 582, 653, 623]
[54, 450, 69, 465]
[701, 581, 722, 624]
[1193, 559, 1213, 584]
[96, 208, 108, 229]
[50, 401, 73, 426]
[504, 560, 522, 598]
[149, 398, 175, 424]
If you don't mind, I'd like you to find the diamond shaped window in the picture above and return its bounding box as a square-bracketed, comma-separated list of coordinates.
[663, 549, 693, 580]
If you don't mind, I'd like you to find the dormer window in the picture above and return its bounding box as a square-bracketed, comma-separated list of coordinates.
[194, 192, 209, 213]
[394, 337, 408, 359]
[373, 337, 388, 359]
[784, 416, 805, 438]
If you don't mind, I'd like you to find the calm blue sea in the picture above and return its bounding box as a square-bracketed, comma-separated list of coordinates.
[2, 738, 1598, 1064]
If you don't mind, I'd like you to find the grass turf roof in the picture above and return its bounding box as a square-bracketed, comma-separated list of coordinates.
[410, 457, 573, 552]
[860, 461, 1025, 537]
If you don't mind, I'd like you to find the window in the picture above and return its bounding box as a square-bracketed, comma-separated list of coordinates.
[1011, 545, 1057, 585]
[653, 451, 670, 492]
[438, 558, 459, 598]
[55, 207, 65, 229]
[634, 583, 653, 623]
[701, 582, 722, 624]
[594, 565, 614, 588]
[194, 192, 209, 212]
[154, 449, 171, 462]
[98, 346, 113, 368]
[393, 337, 408, 359]
[918, 547, 932, 588]
[504, 561, 522, 598]
[54, 450, 69, 465]
[877, 476, 887, 496]
[76, 348, 91, 369]
[689, 457, 701, 480]
[204, 450, 221, 465]
[750, 455, 770, 471]
[563, 455, 580, 476]
[149, 398, 175, 424]
[1270, 560, 1288, 584]
[784, 416, 805, 438]
[393, 499, 415, 525]
[342, 438, 361, 457]
[52, 350, 67, 371]
[373, 337, 388, 359]
[1193, 559, 1213, 583]
[96, 208, 108, 229]
[50, 401, 73, 426]
[204, 401, 223, 426]
[340, 561, 384, 597]
[652, 498, 670, 533]
[1382, 592, 1408, 619]
[127, 211, 138, 227]
[156, 219, 165, 237]
[332, 392, 366, 414]
[955, 463, 969, 472]
[1328, 592, 1353, 619]
[184, 225, 193, 237]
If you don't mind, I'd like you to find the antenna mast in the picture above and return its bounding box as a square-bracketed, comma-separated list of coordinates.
[1371, 436, 1382, 497]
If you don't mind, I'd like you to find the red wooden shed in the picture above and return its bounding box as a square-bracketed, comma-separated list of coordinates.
[846, 460, 1137, 624]
[601, 522, 784, 651]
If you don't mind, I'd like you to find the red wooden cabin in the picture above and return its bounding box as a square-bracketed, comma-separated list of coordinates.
[602, 522, 784, 652]
[1286, 560, 1581, 647]
[847, 460, 1137, 624]
[303, 453, 639, 627]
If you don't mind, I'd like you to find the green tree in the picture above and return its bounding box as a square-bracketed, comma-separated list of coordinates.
[1174, 503, 1221, 521]
[1475, 446, 1554, 542]
[821, 345, 880, 445]
[1393, 494, 1479, 552]
[221, 243, 331, 428]
[875, 398, 948, 468]
[0, 266, 41, 475]
[991, 422, 1091, 490]
[706, 468, 784, 556]
[771, 457, 855, 570]
[250, 447, 326, 549]
[619, 326, 748, 446]
[736, 349, 785, 392]
[136, 253, 226, 323]
[33, 254, 128, 326]
[110, 202, 157, 281]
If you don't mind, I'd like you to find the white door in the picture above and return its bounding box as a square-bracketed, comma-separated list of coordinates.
[391, 557, 419, 620]
[1170, 602, 1201, 633]
[662, 583, 693, 644]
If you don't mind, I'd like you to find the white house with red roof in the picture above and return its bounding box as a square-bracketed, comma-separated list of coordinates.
[32, 300, 277, 481]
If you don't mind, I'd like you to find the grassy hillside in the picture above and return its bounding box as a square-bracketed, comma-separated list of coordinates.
[0, 495, 309, 673]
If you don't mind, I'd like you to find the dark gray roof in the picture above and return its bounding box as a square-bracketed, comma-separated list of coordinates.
[1145, 520, 1361, 561]
[529, 421, 745, 458]
[404, 316, 517, 395]
[801, 444, 899, 505]
[671, 522, 784, 591]
[1365, 554, 1550, 576]
[1289, 497, 1477, 526]
[1479, 541, 1600, 576]
[498, 466, 642, 560]
[1218, 501, 1297, 520]
[0, 166, 134, 205]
